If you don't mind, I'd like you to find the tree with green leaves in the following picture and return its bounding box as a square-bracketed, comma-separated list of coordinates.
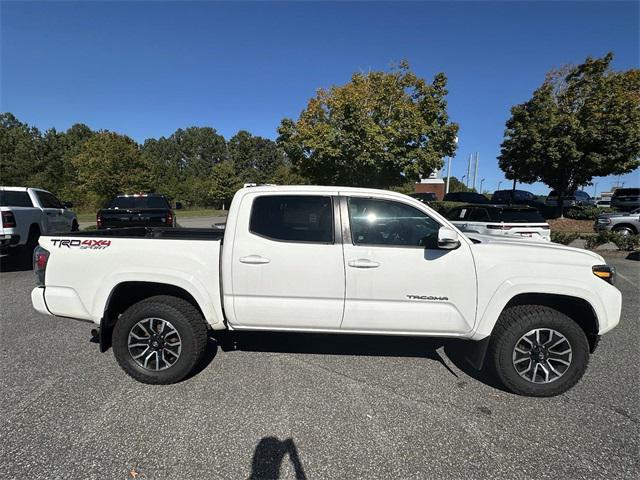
[0, 112, 42, 187]
[499, 53, 640, 216]
[142, 127, 228, 205]
[277, 61, 458, 188]
[70, 132, 151, 208]
[209, 161, 242, 209]
[228, 130, 286, 184]
[443, 176, 471, 193]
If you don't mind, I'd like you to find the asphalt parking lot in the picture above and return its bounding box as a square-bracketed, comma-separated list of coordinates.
[0, 254, 638, 479]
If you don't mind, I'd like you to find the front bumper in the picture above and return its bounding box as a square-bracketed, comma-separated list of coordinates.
[31, 287, 52, 316]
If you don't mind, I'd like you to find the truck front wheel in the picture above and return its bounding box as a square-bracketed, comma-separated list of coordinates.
[489, 305, 590, 397]
[112, 295, 208, 384]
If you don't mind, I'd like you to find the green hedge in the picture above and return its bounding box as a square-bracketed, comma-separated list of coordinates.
[550, 231, 581, 245]
[550, 230, 639, 251]
[584, 231, 640, 251]
[563, 206, 615, 220]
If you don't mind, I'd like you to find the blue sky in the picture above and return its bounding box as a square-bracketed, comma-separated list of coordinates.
[2, 1, 638, 195]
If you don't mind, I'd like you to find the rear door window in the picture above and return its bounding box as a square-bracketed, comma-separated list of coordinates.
[36, 191, 63, 209]
[250, 195, 334, 243]
[0, 191, 34, 207]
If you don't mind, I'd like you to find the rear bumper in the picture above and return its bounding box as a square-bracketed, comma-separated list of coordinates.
[31, 287, 52, 316]
[0, 233, 21, 248]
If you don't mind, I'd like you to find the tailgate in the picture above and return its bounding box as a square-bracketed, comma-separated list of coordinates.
[100, 209, 170, 228]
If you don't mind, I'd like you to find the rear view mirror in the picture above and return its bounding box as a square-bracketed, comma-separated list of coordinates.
[63, 201, 73, 209]
[438, 227, 461, 250]
[175, 202, 183, 210]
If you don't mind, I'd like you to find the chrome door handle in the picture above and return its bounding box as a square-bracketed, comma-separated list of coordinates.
[348, 259, 380, 268]
[239, 255, 271, 265]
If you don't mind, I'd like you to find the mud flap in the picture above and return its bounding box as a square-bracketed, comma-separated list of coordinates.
[463, 336, 492, 370]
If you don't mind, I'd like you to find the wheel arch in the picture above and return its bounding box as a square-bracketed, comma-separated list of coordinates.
[500, 293, 600, 352]
[612, 223, 638, 234]
[99, 281, 207, 352]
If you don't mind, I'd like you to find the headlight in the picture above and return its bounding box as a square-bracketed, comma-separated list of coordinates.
[597, 218, 611, 224]
[592, 265, 615, 284]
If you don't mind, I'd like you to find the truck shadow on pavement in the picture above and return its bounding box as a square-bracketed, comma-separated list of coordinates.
[209, 331, 506, 393]
[0, 253, 32, 273]
[249, 436, 307, 480]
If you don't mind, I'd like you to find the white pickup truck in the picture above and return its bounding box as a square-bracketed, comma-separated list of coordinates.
[1, 186, 78, 254]
[30, 186, 621, 397]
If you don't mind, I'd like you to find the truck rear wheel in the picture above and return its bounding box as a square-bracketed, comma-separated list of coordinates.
[112, 295, 208, 384]
[489, 305, 589, 397]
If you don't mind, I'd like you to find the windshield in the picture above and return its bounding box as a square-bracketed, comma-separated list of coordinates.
[491, 209, 545, 223]
[107, 196, 170, 209]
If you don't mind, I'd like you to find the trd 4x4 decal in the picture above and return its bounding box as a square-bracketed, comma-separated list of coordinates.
[51, 239, 111, 250]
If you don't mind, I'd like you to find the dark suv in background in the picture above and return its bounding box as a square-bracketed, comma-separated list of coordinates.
[409, 192, 437, 203]
[443, 191, 489, 203]
[97, 193, 181, 229]
[610, 188, 640, 211]
[491, 189, 545, 210]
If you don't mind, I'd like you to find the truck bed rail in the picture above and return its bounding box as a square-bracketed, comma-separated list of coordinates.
[49, 227, 224, 241]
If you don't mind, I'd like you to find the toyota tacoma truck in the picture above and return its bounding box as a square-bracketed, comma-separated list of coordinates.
[30, 186, 621, 397]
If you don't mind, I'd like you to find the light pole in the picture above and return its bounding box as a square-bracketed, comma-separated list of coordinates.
[497, 180, 503, 191]
[479, 178, 485, 193]
[461, 175, 466, 189]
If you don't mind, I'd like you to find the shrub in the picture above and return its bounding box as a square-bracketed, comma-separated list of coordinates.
[428, 201, 466, 216]
[550, 231, 580, 245]
[583, 231, 640, 251]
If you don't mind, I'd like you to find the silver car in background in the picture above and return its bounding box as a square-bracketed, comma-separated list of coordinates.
[594, 208, 640, 236]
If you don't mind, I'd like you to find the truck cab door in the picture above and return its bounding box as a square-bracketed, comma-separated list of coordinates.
[340, 194, 477, 335]
[228, 192, 345, 330]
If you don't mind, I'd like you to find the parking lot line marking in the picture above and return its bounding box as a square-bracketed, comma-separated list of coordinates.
[616, 271, 638, 288]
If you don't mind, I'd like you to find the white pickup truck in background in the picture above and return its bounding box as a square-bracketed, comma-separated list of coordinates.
[1, 187, 78, 255]
[30, 185, 621, 397]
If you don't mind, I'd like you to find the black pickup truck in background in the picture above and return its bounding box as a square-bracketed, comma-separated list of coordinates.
[97, 193, 181, 229]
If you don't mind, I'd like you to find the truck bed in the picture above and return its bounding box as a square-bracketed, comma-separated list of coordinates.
[35, 227, 225, 328]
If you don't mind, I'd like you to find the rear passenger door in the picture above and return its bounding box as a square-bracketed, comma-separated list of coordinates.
[229, 192, 345, 329]
[34, 190, 67, 233]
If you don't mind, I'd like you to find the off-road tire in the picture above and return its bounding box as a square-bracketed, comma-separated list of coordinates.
[489, 304, 589, 397]
[112, 295, 208, 384]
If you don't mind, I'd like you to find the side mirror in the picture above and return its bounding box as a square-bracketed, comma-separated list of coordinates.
[63, 201, 73, 209]
[175, 202, 183, 210]
[438, 226, 461, 250]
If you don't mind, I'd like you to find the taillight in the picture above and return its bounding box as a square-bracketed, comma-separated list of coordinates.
[1, 210, 16, 228]
[33, 246, 50, 286]
[97, 212, 103, 229]
[166, 210, 174, 226]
